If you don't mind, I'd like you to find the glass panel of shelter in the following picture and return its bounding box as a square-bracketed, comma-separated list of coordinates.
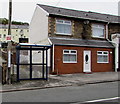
[16, 45, 49, 81]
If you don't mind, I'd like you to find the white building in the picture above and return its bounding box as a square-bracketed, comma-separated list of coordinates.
[0, 24, 29, 43]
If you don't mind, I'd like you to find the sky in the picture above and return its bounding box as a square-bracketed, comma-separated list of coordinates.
[0, 0, 120, 24]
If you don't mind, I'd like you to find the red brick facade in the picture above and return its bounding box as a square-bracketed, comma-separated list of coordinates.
[53, 45, 114, 74]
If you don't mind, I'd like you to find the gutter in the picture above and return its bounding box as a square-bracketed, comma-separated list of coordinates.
[50, 14, 119, 24]
[54, 43, 114, 49]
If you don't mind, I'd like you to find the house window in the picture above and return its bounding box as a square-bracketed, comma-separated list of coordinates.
[20, 29, 23, 32]
[63, 50, 77, 63]
[3, 34, 6, 38]
[97, 51, 109, 63]
[56, 19, 71, 35]
[92, 24, 105, 38]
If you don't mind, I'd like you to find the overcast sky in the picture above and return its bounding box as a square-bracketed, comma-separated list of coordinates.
[0, 0, 120, 23]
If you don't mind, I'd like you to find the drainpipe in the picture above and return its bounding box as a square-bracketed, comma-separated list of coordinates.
[109, 40, 118, 72]
[52, 45, 60, 75]
[114, 43, 119, 72]
[107, 36, 118, 72]
[106, 23, 109, 39]
[48, 38, 55, 73]
[52, 44, 55, 72]
[51, 44, 59, 75]
[105, 22, 118, 72]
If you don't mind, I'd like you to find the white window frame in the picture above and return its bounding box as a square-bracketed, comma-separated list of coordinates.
[63, 50, 77, 63]
[56, 19, 72, 35]
[3, 34, 6, 38]
[92, 24, 105, 38]
[97, 51, 109, 63]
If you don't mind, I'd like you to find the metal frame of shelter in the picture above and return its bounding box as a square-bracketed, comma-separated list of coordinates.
[16, 43, 52, 81]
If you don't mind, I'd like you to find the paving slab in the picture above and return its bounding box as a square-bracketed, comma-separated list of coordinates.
[0, 72, 119, 93]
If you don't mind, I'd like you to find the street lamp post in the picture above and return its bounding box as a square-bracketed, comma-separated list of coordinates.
[7, 0, 12, 84]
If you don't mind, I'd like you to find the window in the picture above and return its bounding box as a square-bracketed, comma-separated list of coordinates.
[63, 50, 77, 63]
[92, 24, 105, 38]
[97, 51, 109, 63]
[3, 34, 6, 38]
[21, 34, 24, 38]
[20, 29, 23, 32]
[56, 19, 71, 35]
[0, 34, 1, 38]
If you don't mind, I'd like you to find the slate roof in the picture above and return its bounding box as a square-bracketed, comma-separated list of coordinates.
[49, 37, 114, 48]
[37, 4, 119, 23]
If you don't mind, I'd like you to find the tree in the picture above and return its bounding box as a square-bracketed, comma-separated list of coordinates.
[0, 18, 29, 25]
[0, 18, 8, 24]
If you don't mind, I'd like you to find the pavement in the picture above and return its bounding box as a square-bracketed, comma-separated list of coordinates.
[0, 72, 119, 93]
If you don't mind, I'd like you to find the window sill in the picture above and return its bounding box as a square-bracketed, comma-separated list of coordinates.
[97, 62, 109, 64]
[63, 61, 77, 63]
[56, 33, 72, 36]
[92, 36, 105, 39]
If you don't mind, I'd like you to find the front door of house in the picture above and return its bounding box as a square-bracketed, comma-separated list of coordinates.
[83, 50, 91, 72]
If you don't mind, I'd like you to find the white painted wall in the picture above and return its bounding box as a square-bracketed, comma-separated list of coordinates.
[29, 6, 51, 67]
[111, 34, 120, 72]
[29, 5, 49, 45]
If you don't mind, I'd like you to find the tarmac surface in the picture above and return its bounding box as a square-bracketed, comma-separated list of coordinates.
[0, 72, 119, 93]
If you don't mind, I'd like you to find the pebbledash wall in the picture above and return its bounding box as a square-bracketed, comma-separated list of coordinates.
[53, 45, 114, 74]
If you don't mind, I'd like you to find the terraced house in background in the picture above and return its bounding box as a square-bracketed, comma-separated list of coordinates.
[0, 18, 29, 44]
[30, 4, 120, 74]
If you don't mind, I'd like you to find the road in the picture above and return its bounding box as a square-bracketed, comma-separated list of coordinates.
[2, 81, 119, 103]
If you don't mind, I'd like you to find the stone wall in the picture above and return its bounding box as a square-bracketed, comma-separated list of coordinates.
[48, 16, 92, 39]
[73, 19, 83, 38]
[48, 16, 120, 40]
[108, 23, 120, 40]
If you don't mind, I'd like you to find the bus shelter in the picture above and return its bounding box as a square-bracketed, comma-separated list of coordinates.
[16, 43, 52, 81]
